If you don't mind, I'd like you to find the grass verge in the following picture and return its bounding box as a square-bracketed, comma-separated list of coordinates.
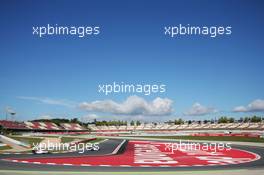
[9, 136, 43, 146]
[0, 145, 12, 150]
[127, 135, 264, 143]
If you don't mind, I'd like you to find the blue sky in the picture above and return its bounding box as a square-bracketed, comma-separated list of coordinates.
[0, 0, 264, 122]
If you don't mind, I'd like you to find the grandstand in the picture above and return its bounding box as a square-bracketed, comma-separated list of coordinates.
[0, 120, 27, 130]
[0, 120, 88, 132]
[24, 121, 61, 130]
[1, 116, 264, 134]
[88, 122, 264, 132]
[60, 123, 85, 130]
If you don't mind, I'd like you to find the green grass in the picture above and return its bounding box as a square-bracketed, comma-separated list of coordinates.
[0, 145, 12, 150]
[60, 137, 78, 143]
[89, 138, 104, 143]
[128, 135, 264, 143]
[9, 136, 44, 146]
[60, 137, 104, 143]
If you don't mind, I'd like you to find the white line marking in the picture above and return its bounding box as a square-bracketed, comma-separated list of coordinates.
[33, 162, 41, 164]
[111, 140, 126, 155]
[47, 162, 56, 165]
[119, 165, 131, 167]
[159, 165, 171, 167]
[81, 164, 91, 166]
[178, 165, 188, 167]
[139, 165, 152, 167]
[97, 139, 109, 144]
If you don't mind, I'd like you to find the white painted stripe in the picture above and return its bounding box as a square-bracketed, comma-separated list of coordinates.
[97, 139, 108, 144]
[159, 165, 171, 167]
[33, 162, 41, 164]
[21, 161, 28, 163]
[46, 162, 56, 165]
[119, 165, 131, 167]
[178, 165, 188, 167]
[62, 163, 73, 166]
[111, 140, 126, 155]
[139, 165, 152, 167]
[99, 165, 111, 167]
[80, 164, 91, 166]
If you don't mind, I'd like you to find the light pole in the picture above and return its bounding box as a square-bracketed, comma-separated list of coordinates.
[5, 106, 16, 121]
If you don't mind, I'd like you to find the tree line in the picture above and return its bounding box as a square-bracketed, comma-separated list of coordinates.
[31, 116, 263, 126]
[166, 115, 263, 125]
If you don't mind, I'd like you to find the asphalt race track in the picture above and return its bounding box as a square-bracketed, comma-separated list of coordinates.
[0, 139, 264, 173]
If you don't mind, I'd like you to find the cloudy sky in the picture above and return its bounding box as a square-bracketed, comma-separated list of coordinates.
[0, 0, 263, 121]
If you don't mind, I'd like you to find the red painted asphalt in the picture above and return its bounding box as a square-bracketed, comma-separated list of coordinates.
[5, 141, 260, 167]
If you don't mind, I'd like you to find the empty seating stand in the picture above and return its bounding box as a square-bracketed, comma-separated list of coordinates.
[60, 123, 85, 130]
[3, 119, 262, 133]
[24, 122, 61, 130]
[0, 120, 27, 130]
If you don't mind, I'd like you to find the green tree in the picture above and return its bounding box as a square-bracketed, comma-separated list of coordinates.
[218, 116, 228, 123]
[229, 117, 235, 123]
[71, 118, 79, 123]
[175, 119, 184, 125]
[251, 116, 261, 123]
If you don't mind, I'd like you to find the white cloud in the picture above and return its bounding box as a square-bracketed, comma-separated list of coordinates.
[233, 106, 247, 112]
[17, 96, 76, 108]
[79, 95, 173, 116]
[80, 114, 99, 122]
[184, 103, 217, 116]
[233, 99, 264, 112]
